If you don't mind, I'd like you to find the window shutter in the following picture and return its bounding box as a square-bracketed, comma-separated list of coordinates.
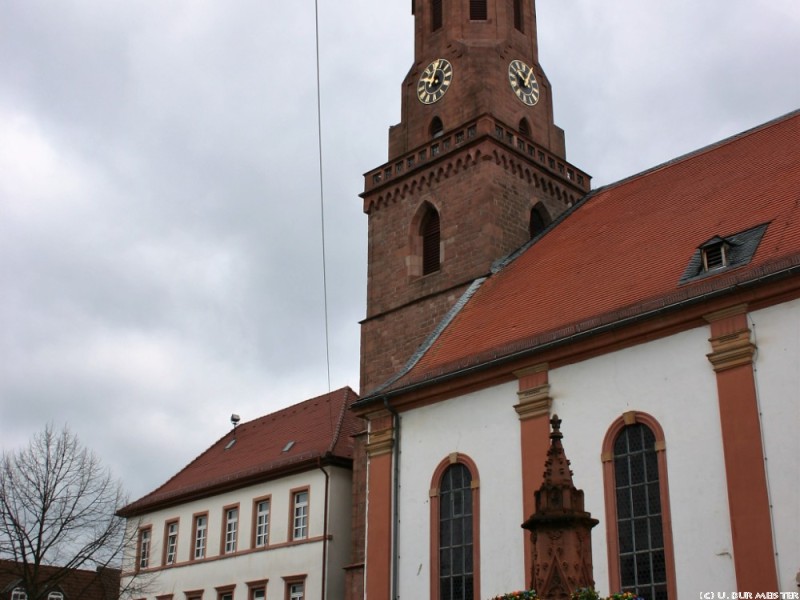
[422, 210, 441, 275]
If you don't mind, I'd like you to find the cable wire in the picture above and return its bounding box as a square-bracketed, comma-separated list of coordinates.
[313, 0, 333, 398]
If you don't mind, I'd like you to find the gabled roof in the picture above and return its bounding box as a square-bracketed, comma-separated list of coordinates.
[120, 387, 360, 516]
[362, 110, 800, 400]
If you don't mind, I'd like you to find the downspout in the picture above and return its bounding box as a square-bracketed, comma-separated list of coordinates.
[383, 396, 401, 600]
[318, 458, 331, 600]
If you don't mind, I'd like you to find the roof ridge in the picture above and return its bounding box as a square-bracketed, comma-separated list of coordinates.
[588, 108, 800, 196]
[326, 387, 353, 455]
[360, 278, 487, 401]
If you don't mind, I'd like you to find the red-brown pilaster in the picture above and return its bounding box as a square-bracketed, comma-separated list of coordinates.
[364, 411, 394, 600]
[704, 305, 778, 591]
[514, 363, 553, 587]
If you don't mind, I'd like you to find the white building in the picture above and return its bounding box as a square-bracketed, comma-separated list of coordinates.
[119, 387, 361, 600]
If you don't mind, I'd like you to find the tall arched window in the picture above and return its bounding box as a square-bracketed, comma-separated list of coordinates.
[421, 208, 441, 275]
[518, 118, 531, 138]
[12, 588, 28, 600]
[469, 0, 487, 21]
[529, 203, 551, 238]
[431, 455, 480, 600]
[432, 0, 443, 30]
[431, 117, 444, 138]
[602, 413, 676, 600]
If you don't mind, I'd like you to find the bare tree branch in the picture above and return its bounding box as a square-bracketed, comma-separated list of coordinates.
[0, 424, 152, 600]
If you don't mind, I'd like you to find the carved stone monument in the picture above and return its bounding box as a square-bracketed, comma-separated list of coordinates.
[522, 415, 599, 598]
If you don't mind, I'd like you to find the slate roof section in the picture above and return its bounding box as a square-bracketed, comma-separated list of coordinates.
[361, 109, 800, 400]
[120, 387, 360, 516]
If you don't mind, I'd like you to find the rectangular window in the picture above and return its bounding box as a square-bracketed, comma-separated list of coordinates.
[432, 0, 442, 31]
[223, 506, 238, 554]
[164, 520, 179, 565]
[289, 583, 304, 600]
[254, 498, 271, 547]
[292, 490, 309, 540]
[138, 527, 151, 570]
[250, 588, 266, 600]
[193, 514, 208, 560]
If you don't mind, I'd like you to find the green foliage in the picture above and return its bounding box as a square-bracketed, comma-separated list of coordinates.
[489, 591, 539, 600]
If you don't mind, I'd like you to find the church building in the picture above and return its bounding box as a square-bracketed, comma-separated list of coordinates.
[350, 0, 800, 598]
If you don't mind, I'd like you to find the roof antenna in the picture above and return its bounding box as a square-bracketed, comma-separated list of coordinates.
[224, 414, 240, 449]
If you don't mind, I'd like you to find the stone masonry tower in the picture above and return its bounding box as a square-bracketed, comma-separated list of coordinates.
[360, 0, 590, 393]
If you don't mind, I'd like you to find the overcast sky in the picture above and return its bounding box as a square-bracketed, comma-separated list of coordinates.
[1, 0, 799, 502]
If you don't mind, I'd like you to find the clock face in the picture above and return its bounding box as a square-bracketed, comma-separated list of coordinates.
[417, 58, 453, 105]
[508, 59, 540, 106]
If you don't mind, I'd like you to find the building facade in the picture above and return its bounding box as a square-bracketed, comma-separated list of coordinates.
[119, 388, 361, 600]
[351, 0, 800, 598]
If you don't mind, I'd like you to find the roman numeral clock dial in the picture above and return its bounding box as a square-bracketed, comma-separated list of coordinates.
[417, 58, 453, 105]
[508, 59, 540, 106]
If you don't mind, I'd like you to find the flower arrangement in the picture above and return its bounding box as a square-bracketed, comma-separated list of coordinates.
[571, 588, 602, 600]
[489, 589, 643, 600]
[570, 589, 644, 600]
[489, 591, 538, 600]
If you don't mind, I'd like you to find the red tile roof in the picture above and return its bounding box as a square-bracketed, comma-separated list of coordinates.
[120, 387, 361, 516]
[0, 560, 119, 600]
[371, 110, 800, 395]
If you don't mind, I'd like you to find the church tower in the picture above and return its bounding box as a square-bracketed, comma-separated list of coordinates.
[360, 0, 590, 392]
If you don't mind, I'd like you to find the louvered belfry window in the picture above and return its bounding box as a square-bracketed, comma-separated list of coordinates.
[439, 464, 474, 600]
[421, 208, 441, 275]
[470, 0, 487, 21]
[614, 424, 668, 600]
[432, 0, 443, 30]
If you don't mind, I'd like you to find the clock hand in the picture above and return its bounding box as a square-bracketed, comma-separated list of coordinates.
[523, 67, 533, 88]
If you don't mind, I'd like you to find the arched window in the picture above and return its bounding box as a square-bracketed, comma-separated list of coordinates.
[529, 203, 550, 238]
[432, 0, 443, 31]
[431, 117, 444, 139]
[431, 455, 480, 600]
[48, 593, 64, 600]
[518, 118, 530, 138]
[469, 0, 487, 21]
[421, 208, 441, 275]
[513, 0, 524, 31]
[602, 413, 676, 600]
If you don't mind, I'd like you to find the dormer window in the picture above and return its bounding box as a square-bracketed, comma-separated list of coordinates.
[679, 223, 769, 284]
[701, 238, 729, 271]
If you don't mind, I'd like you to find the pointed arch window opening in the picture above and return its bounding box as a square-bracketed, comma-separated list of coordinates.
[431, 117, 445, 139]
[529, 203, 551, 239]
[421, 208, 441, 275]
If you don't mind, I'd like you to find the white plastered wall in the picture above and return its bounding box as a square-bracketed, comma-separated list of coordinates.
[395, 324, 744, 598]
[397, 381, 526, 600]
[749, 299, 800, 592]
[551, 325, 735, 596]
